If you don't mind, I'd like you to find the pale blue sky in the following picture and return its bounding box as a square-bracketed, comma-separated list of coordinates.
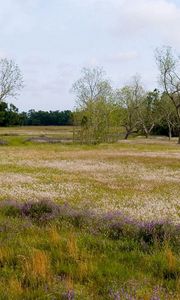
[0, 0, 180, 111]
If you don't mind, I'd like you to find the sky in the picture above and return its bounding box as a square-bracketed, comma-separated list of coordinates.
[0, 0, 180, 112]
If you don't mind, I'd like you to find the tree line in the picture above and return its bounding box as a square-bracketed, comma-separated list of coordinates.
[1, 46, 180, 143]
[0, 104, 73, 126]
[72, 72, 178, 143]
[72, 47, 180, 144]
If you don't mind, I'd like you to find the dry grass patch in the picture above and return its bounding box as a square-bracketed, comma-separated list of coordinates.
[22, 249, 52, 285]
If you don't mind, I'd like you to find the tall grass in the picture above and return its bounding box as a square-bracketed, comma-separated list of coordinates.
[0, 199, 178, 299]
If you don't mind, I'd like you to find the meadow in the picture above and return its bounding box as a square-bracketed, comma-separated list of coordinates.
[0, 126, 179, 299]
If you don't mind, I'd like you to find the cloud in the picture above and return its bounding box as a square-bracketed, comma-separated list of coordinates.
[121, 0, 179, 26]
[113, 0, 180, 45]
[66, 0, 180, 48]
[105, 51, 139, 63]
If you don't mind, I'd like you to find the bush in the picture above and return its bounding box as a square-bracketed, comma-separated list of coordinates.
[21, 199, 60, 222]
[138, 221, 179, 246]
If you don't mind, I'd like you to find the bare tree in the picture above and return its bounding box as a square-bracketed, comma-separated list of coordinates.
[0, 58, 23, 102]
[71, 66, 112, 107]
[155, 46, 180, 143]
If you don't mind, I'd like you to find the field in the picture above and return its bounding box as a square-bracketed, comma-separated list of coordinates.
[0, 126, 179, 299]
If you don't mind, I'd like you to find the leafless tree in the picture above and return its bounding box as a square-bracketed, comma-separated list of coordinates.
[0, 58, 23, 102]
[71, 66, 112, 107]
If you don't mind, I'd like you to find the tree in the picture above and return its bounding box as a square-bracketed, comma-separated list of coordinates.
[157, 92, 177, 140]
[115, 85, 139, 139]
[71, 66, 113, 107]
[0, 102, 8, 125]
[137, 89, 161, 138]
[0, 58, 23, 102]
[0, 101, 20, 126]
[115, 76, 145, 139]
[72, 66, 115, 144]
[155, 46, 180, 143]
[73, 96, 116, 144]
[6, 103, 20, 125]
[116, 77, 160, 139]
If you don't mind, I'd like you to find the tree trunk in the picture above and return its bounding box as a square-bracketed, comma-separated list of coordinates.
[144, 127, 149, 138]
[145, 124, 154, 139]
[178, 128, 180, 144]
[142, 124, 149, 139]
[176, 108, 180, 144]
[169, 129, 172, 141]
[167, 123, 172, 141]
[124, 132, 129, 140]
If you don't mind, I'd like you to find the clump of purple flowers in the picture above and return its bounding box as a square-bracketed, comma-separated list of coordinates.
[0, 199, 179, 247]
[21, 199, 60, 223]
[0, 199, 60, 223]
[101, 211, 138, 240]
[98, 210, 180, 247]
[137, 220, 174, 246]
[109, 285, 169, 300]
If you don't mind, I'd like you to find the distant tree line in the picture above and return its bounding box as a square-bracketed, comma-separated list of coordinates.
[22, 109, 73, 126]
[0, 103, 73, 126]
[0, 58, 73, 127]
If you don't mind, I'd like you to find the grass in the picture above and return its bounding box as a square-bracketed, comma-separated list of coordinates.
[0, 206, 179, 299]
[0, 126, 179, 299]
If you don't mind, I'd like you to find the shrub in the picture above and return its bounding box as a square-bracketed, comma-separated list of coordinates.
[21, 199, 60, 223]
[138, 221, 177, 246]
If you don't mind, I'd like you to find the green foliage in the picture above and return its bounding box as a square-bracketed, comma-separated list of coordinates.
[72, 66, 180, 142]
[0, 102, 21, 126]
[0, 104, 73, 127]
[74, 97, 119, 144]
[115, 83, 141, 139]
[24, 109, 73, 126]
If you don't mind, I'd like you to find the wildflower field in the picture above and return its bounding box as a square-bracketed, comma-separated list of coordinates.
[0, 126, 179, 299]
